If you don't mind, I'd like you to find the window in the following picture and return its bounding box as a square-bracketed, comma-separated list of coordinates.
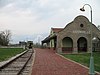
[80, 24, 84, 27]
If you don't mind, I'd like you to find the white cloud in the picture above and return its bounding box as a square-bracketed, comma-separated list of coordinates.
[37, 0, 50, 7]
[0, 0, 100, 43]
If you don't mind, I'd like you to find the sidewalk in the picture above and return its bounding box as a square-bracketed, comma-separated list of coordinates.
[31, 48, 99, 75]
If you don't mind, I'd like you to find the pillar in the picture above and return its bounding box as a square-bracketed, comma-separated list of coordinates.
[57, 48, 62, 53]
[56, 36, 62, 53]
[73, 40, 78, 53]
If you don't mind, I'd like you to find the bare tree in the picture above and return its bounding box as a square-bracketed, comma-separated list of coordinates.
[0, 30, 11, 46]
[0, 31, 4, 45]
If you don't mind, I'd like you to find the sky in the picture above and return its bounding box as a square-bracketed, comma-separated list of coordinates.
[0, 0, 100, 44]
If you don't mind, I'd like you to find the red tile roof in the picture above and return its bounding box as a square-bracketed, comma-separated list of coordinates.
[51, 28, 63, 33]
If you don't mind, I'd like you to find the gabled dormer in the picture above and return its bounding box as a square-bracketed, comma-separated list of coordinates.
[50, 28, 63, 37]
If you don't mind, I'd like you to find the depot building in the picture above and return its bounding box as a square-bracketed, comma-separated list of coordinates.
[42, 15, 100, 53]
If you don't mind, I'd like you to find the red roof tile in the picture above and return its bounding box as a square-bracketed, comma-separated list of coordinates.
[51, 28, 63, 33]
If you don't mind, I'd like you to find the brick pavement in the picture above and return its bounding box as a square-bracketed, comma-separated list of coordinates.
[31, 48, 99, 75]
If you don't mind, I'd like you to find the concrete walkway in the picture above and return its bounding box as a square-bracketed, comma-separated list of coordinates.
[31, 48, 99, 75]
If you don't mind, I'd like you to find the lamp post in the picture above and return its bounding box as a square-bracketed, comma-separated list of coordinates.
[80, 4, 95, 75]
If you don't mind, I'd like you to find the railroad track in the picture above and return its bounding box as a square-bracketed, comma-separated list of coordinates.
[0, 49, 34, 75]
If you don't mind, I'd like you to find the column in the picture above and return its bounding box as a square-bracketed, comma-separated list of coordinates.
[56, 36, 62, 53]
[73, 40, 78, 53]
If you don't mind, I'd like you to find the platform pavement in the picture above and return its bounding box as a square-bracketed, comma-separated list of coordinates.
[31, 48, 100, 75]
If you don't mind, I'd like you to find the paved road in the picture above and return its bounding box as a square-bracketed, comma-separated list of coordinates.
[31, 48, 99, 75]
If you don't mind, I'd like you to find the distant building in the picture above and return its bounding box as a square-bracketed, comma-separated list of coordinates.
[42, 15, 100, 53]
[19, 41, 26, 46]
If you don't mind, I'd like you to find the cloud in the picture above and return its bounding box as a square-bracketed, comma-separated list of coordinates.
[0, 0, 13, 8]
[0, 0, 100, 43]
[37, 0, 50, 7]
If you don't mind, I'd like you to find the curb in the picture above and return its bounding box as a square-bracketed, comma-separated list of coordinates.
[56, 53, 100, 75]
[28, 48, 36, 75]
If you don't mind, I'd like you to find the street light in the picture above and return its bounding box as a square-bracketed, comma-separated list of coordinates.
[80, 4, 95, 75]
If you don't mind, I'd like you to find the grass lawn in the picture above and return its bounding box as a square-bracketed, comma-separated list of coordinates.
[0, 48, 25, 62]
[62, 52, 100, 72]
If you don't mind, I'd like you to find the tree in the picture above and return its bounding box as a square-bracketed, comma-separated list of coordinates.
[0, 30, 11, 46]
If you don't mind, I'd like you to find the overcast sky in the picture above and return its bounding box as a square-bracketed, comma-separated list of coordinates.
[0, 0, 100, 44]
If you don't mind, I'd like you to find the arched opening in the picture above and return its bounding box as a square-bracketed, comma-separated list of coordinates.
[62, 37, 73, 53]
[77, 37, 87, 52]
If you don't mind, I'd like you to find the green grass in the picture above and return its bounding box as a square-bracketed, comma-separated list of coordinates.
[0, 48, 25, 62]
[62, 52, 100, 72]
